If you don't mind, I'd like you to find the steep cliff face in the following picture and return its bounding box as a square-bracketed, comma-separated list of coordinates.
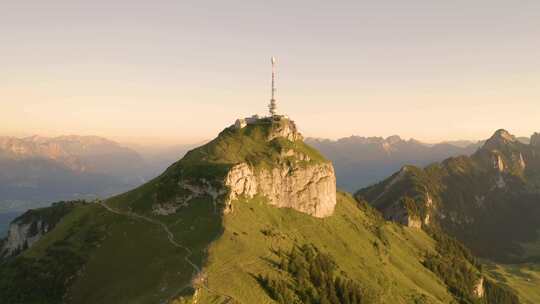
[224, 161, 336, 217]
[1, 219, 48, 257]
[1, 201, 78, 258]
[474, 277, 485, 298]
[151, 116, 337, 218]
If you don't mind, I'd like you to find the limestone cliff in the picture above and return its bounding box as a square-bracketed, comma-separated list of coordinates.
[0, 202, 77, 258]
[224, 161, 336, 217]
[1, 219, 49, 257]
[151, 116, 337, 218]
[473, 277, 485, 298]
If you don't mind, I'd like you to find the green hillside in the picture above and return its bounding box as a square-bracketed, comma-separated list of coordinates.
[197, 192, 455, 304]
[485, 263, 540, 304]
[0, 193, 520, 303]
[0, 123, 525, 304]
[356, 129, 540, 304]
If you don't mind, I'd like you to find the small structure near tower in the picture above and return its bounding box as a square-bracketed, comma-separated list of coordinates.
[234, 56, 289, 129]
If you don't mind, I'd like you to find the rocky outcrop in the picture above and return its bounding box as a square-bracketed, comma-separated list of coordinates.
[223, 162, 336, 217]
[1, 202, 76, 258]
[531, 133, 540, 147]
[267, 117, 304, 142]
[493, 154, 505, 172]
[1, 218, 49, 258]
[473, 277, 485, 298]
[153, 179, 227, 215]
[381, 200, 422, 228]
[483, 129, 516, 151]
[155, 160, 337, 218]
[518, 153, 526, 169]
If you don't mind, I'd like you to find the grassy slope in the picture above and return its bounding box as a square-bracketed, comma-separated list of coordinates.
[0, 194, 222, 304]
[488, 231, 540, 304]
[198, 192, 456, 304]
[65, 195, 222, 304]
[485, 263, 540, 304]
[4, 124, 533, 303]
[0, 120, 330, 304]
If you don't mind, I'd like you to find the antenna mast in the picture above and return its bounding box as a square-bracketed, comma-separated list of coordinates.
[269, 56, 277, 116]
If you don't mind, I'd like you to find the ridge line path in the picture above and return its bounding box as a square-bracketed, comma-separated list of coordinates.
[97, 201, 236, 304]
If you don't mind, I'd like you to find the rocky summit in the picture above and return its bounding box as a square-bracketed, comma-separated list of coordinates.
[152, 116, 337, 218]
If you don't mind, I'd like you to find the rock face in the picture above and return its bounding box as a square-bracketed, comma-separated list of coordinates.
[224, 162, 336, 217]
[483, 129, 516, 151]
[267, 117, 304, 142]
[531, 132, 540, 147]
[473, 277, 485, 298]
[1, 202, 77, 259]
[223, 118, 335, 217]
[382, 201, 422, 228]
[493, 154, 505, 172]
[1, 218, 48, 258]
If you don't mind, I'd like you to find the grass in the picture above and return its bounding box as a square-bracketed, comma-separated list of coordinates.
[179, 119, 327, 171]
[68, 212, 192, 304]
[2, 188, 528, 304]
[197, 192, 456, 304]
[66, 195, 223, 304]
[1, 192, 223, 304]
[485, 263, 540, 304]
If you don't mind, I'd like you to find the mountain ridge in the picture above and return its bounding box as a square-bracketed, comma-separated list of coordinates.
[356, 129, 540, 263]
[0, 120, 525, 304]
[306, 135, 482, 191]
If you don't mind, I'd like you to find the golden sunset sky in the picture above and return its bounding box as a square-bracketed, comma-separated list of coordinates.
[2, 1, 539, 145]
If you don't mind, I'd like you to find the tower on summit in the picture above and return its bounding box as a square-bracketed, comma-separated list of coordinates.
[269, 56, 278, 116]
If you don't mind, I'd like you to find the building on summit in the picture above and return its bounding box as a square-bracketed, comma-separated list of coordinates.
[235, 57, 290, 129]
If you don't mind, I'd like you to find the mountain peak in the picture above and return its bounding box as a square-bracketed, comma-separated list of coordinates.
[481, 129, 517, 151]
[491, 129, 515, 141]
[155, 115, 337, 217]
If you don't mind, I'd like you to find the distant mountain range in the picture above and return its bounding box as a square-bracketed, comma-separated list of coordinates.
[0, 135, 199, 238]
[1, 133, 527, 230]
[306, 136, 477, 191]
[307, 135, 532, 192]
[0, 135, 151, 212]
[357, 130, 540, 263]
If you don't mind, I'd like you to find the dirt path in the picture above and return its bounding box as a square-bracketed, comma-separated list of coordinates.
[98, 201, 236, 304]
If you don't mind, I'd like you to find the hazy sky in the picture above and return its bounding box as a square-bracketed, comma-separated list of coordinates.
[2, 0, 539, 145]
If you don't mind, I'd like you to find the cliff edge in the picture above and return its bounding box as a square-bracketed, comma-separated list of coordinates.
[152, 116, 337, 218]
